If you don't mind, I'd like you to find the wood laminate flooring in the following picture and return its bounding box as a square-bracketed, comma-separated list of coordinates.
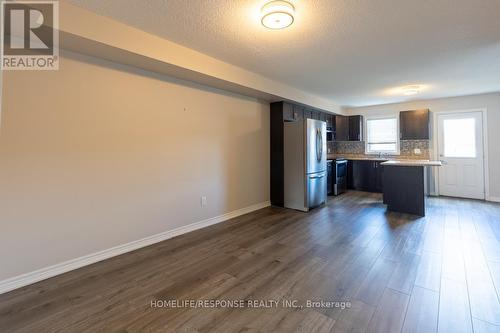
[1, 191, 500, 332]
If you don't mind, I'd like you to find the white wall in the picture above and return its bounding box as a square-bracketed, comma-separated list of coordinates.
[346, 92, 500, 199]
[0, 51, 270, 282]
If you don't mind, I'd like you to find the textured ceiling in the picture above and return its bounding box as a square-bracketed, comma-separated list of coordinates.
[68, 0, 500, 107]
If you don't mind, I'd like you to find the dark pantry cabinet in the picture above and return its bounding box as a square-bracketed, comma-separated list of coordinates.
[270, 102, 286, 206]
[400, 109, 430, 140]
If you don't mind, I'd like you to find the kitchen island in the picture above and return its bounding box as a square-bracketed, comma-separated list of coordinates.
[381, 160, 442, 216]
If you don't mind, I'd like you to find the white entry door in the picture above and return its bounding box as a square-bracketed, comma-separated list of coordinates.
[437, 111, 485, 199]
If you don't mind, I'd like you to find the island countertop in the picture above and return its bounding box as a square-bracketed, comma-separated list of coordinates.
[381, 160, 443, 167]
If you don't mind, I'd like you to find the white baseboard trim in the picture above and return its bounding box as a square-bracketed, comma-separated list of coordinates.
[0, 201, 270, 295]
[487, 196, 500, 203]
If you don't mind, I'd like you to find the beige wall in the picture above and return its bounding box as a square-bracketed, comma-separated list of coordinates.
[57, 2, 341, 114]
[346, 92, 500, 199]
[0, 51, 270, 281]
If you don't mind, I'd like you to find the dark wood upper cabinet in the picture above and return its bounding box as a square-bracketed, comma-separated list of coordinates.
[282, 103, 294, 122]
[283, 103, 306, 122]
[335, 116, 349, 141]
[325, 114, 334, 130]
[319, 112, 327, 122]
[292, 104, 304, 121]
[281, 103, 333, 124]
[348, 115, 364, 141]
[400, 109, 430, 140]
[303, 108, 312, 119]
[332, 115, 363, 141]
[301, 108, 327, 121]
[311, 110, 322, 120]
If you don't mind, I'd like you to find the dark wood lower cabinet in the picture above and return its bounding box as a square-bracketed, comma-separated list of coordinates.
[327, 160, 334, 195]
[347, 160, 354, 190]
[347, 160, 384, 193]
[375, 162, 384, 192]
[352, 160, 370, 191]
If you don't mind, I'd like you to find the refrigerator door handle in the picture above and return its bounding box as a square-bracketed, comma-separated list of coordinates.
[316, 128, 323, 162]
[319, 129, 323, 161]
[310, 174, 325, 179]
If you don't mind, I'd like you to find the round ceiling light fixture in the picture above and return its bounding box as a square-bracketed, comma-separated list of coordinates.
[261, 1, 295, 30]
[402, 85, 421, 95]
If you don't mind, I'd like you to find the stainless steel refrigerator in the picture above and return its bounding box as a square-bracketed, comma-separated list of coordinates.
[284, 118, 327, 211]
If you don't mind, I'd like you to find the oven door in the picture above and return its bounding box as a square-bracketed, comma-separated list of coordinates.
[336, 160, 347, 178]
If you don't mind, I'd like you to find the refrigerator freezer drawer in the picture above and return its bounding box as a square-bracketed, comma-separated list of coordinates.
[308, 171, 327, 208]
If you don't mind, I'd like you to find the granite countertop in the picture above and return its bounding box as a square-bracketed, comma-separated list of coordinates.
[381, 160, 443, 167]
[328, 155, 384, 161]
[328, 155, 400, 162]
[327, 154, 433, 162]
[330, 156, 390, 161]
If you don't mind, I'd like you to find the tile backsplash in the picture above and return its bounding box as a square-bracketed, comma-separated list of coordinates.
[329, 140, 430, 159]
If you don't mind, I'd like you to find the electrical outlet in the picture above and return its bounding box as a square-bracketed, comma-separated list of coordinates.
[414, 148, 421, 155]
[201, 196, 207, 207]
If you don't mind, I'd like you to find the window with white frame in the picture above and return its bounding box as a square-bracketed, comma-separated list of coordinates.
[365, 117, 399, 154]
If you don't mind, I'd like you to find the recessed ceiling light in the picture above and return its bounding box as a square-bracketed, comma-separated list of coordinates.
[402, 85, 421, 95]
[261, 1, 295, 30]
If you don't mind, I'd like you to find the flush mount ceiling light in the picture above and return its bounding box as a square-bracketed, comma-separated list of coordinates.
[261, 1, 295, 30]
[402, 85, 421, 95]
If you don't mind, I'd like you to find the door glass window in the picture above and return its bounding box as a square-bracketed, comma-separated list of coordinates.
[443, 118, 476, 158]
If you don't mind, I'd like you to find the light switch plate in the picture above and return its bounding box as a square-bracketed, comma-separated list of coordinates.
[414, 148, 421, 155]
